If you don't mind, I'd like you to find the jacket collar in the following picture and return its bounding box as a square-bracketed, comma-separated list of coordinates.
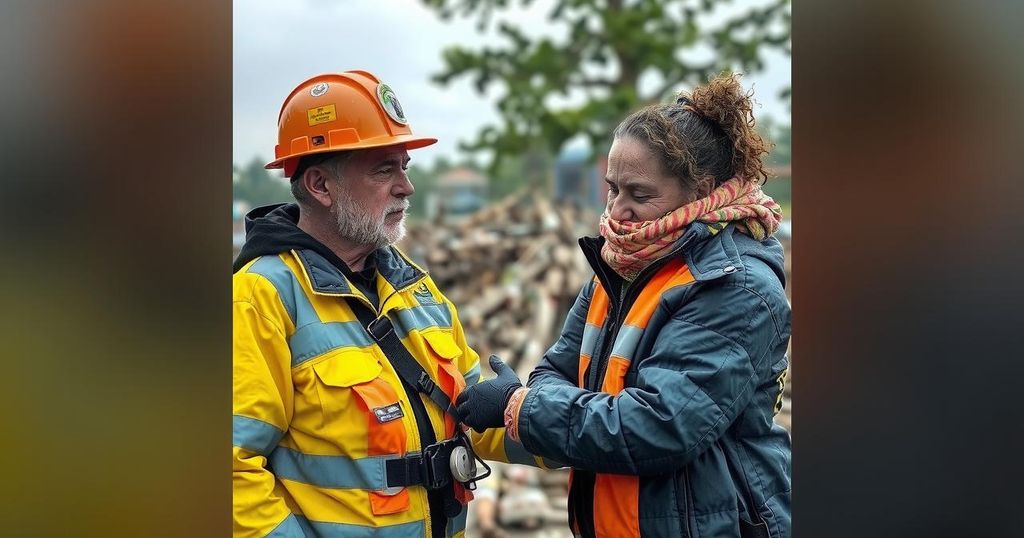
[580, 222, 746, 284]
[293, 245, 426, 296]
[682, 223, 746, 282]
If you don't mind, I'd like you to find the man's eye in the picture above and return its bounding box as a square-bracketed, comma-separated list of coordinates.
[634, 194, 652, 202]
[377, 168, 393, 175]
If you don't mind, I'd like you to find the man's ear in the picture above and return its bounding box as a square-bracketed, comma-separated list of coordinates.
[301, 166, 334, 209]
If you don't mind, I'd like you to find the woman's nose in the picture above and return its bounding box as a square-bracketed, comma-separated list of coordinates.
[609, 199, 633, 222]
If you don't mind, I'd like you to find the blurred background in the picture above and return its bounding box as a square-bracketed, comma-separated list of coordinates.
[7, 0, 1020, 535]
[234, 0, 790, 535]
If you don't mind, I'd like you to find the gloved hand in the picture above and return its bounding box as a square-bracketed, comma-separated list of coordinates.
[456, 355, 523, 433]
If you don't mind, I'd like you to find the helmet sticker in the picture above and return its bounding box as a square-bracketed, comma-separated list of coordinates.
[307, 104, 337, 126]
[376, 83, 408, 125]
[310, 82, 329, 97]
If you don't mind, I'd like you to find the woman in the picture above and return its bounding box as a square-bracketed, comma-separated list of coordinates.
[457, 74, 791, 538]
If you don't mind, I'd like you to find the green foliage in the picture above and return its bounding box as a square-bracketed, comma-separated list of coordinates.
[758, 117, 790, 206]
[488, 145, 554, 200]
[407, 163, 436, 219]
[233, 157, 292, 207]
[423, 0, 791, 173]
[761, 117, 791, 168]
[762, 175, 790, 207]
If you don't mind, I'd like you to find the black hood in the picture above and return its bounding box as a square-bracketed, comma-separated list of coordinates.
[232, 203, 352, 274]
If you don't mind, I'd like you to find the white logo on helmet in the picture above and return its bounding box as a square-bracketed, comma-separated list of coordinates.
[376, 83, 408, 125]
[310, 82, 329, 97]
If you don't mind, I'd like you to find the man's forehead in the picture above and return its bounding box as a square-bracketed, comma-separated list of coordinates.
[357, 144, 410, 163]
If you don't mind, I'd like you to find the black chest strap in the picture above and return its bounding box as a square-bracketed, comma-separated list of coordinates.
[350, 306, 457, 419]
[351, 304, 463, 529]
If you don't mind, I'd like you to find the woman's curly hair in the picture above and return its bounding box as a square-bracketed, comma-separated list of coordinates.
[613, 73, 772, 199]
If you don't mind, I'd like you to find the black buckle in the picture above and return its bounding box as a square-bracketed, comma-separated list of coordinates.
[366, 316, 394, 341]
[417, 371, 437, 394]
[421, 441, 453, 490]
[386, 454, 421, 489]
[387, 452, 447, 490]
[384, 447, 451, 491]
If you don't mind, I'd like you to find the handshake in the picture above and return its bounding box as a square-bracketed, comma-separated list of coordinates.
[455, 355, 523, 433]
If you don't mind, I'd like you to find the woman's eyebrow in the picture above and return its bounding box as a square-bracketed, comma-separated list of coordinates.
[606, 177, 651, 190]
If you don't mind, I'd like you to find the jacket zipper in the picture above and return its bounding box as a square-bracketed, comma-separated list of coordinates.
[580, 242, 697, 538]
[301, 252, 442, 534]
[680, 466, 693, 538]
[587, 249, 684, 391]
[331, 271, 428, 318]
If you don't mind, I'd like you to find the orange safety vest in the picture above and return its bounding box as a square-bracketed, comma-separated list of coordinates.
[572, 257, 695, 537]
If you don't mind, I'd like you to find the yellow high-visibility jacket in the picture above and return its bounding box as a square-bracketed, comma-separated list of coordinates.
[233, 241, 544, 538]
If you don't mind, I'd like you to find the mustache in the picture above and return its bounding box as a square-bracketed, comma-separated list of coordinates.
[385, 200, 410, 214]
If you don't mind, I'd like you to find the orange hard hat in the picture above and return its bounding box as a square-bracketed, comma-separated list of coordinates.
[265, 70, 437, 178]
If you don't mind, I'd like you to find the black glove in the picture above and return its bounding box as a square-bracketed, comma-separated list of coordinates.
[456, 355, 523, 433]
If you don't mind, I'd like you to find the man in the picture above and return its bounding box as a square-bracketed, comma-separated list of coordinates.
[232, 71, 536, 538]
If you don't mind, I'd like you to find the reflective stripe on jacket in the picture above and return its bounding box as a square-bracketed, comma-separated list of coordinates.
[520, 223, 792, 538]
[233, 245, 521, 538]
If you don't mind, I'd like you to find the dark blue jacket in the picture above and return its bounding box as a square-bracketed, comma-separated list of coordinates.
[517, 223, 792, 537]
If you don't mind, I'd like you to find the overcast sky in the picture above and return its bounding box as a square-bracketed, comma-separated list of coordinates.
[233, 0, 790, 170]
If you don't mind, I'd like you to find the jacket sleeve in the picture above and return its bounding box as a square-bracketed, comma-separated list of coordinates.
[233, 298, 305, 537]
[517, 282, 778, 476]
[447, 294, 565, 469]
[526, 280, 595, 391]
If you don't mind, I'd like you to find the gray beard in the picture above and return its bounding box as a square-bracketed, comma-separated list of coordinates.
[332, 191, 407, 249]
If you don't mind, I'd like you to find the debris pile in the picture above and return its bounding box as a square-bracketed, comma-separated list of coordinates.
[401, 190, 597, 377]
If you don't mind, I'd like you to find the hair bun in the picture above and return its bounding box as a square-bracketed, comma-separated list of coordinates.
[688, 73, 771, 183]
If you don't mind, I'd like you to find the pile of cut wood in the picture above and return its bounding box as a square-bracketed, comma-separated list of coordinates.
[400, 190, 597, 378]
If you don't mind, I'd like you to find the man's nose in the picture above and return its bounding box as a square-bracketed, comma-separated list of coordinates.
[392, 172, 415, 198]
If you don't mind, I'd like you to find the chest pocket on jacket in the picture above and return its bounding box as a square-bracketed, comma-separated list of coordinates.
[312, 351, 407, 456]
[420, 330, 466, 438]
[311, 351, 412, 516]
[313, 351, 382, 387]
[421, 330, 462, 362]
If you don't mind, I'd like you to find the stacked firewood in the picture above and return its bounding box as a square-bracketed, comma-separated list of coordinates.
[777, 371, 793, 432]
[400, 190, 597, 377]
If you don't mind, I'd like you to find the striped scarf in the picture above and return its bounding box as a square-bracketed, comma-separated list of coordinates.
[599, 177, 783, 280]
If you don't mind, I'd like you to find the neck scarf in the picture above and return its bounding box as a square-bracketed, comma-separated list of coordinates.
[599, 177, 783, 280]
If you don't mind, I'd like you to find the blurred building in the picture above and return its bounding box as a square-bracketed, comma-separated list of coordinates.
[233, 200, 250, 257]
[554, 146, 608, 211]
[430, 166, 487, 220]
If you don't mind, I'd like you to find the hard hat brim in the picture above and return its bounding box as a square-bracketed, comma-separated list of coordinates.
[264, 134, 438, 170]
